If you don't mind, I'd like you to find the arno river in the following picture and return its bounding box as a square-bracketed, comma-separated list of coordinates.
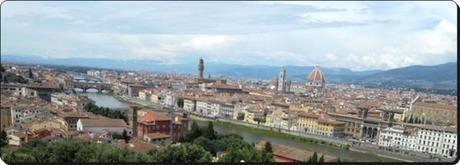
[77, 91, 398, 162]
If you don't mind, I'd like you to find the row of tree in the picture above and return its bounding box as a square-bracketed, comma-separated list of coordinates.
[180, 121, 273, 162]
[1, 121, 342, 163]
[84, 103, 128, 122]
[0, 138, 150, 162]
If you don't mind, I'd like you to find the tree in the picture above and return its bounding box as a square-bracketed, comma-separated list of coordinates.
[264, 141, 272, 153]
[318, 154, 324, 163]
[308, 152, 318, 163]
[186, 121, 202, 142]
[177, 98, 184, 108]
[237, 113, 245, 120]
[0, 65, 4, 82]
[28, 68, 33, 79]
[204, 122, 216, 140]
[148, 143, 212, 162]
[337, 157, 341, 163]
[122, 129, 130, 143]
[0, 130, 8, 148]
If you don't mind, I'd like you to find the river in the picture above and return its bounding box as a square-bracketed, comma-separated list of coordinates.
[79, 91, 398, 162]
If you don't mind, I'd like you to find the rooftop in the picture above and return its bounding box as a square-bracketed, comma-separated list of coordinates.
[413, 102, 457, 111]
[79, 118, 128, 128]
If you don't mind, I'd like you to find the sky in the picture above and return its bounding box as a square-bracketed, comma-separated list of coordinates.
[1, 1, 457, 71]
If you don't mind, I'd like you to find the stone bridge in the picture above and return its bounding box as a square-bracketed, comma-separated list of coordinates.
[73, 80, 112, 93]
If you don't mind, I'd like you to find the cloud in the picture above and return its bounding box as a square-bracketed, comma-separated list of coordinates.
[1, 1, 457, 71]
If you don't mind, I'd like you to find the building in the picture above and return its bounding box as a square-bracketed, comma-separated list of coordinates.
[195, 99, 220, 118]
[256, 140, 337, 162]
[277, 67, 286, 93]
[305, 65, 325, 97]
[76, 118, 131, 135]
[183, 98, 197, 112]
[198, 58, 204, 79]
[316, 119, 345, 137]
[50, 93, 88, 108]
[244, 108, 265, 124]
[297, 112, 345, 137]
[378, 124, 457, 158]
[406, 101, 457, 126]
[127, 84, 145, 98]
[25, 118, 69, 132]
[285, 80, 292, 93]
[297, 112, 320, 134]
[378, 126, 417, 151]
[195, 58, 227, 84]
[218, 102, 235, 119]
[266, 109, 289, 129]
[204, 83, 248, 95]
[8, 132, 28, 146]
[413, 124, 457, 158]
[0, 84, 38, 98]
[87, 70, 101, 78]
[136, 110, 188, 142]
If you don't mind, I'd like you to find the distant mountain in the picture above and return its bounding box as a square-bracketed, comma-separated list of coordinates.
[4, 55, 456, 90]
[354, 62, 457, 90]
[1, 55, 381, 82]
[212, 65, 381, 82]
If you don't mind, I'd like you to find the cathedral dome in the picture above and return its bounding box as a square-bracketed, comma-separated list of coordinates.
[307, 65, 325, 83]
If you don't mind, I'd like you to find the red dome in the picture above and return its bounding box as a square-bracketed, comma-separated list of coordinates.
[307, 66, 325, 83]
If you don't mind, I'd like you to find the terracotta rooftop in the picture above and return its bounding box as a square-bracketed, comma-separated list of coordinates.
[298, 112, 320, 119]
[413, 102, 457, 111]
[79, 118, 128, 128]
[408, 124, 457, 133]
[256, 140, 336, 162]
[138, 111, 171, 123]
[317, 118, 345, 125]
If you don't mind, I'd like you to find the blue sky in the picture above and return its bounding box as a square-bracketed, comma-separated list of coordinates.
[1, 1, 457, 71]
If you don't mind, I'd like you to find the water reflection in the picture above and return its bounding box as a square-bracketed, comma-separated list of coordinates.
[191, 119, 397, 162]
[78, 91, 130, 110]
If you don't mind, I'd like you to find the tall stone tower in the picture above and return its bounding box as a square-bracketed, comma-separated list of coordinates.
[286, 80, 291, 93]
[129, 106, 141, 137]
[198, 58, 204, 79]
[277, 66, 286, 93]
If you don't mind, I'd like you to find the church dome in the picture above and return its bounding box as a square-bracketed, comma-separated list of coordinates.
[307, 65, 325, 83]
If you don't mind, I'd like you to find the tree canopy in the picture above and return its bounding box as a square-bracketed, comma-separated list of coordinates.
[84, 103, 128, 122]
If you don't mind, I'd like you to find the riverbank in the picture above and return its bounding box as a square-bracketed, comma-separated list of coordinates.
[188, 114, 350, 150]
[91, 93, 402, 162]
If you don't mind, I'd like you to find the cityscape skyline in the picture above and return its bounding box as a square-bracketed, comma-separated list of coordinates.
[1, 1, 457, 71]
[0, 1, 458, 163]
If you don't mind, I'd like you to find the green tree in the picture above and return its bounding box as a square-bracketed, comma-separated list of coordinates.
[204, 122, 216, 140]
[148, 143, 212, 162]
[185, 121, 202, 142]
[264, 141, 273, 153]
[308, 152, 318, 163]
[318, 154, 324, 163]
[0, 130, 8, 148]
[237, 113, 245, 120]
[122, 129, 130, 143]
